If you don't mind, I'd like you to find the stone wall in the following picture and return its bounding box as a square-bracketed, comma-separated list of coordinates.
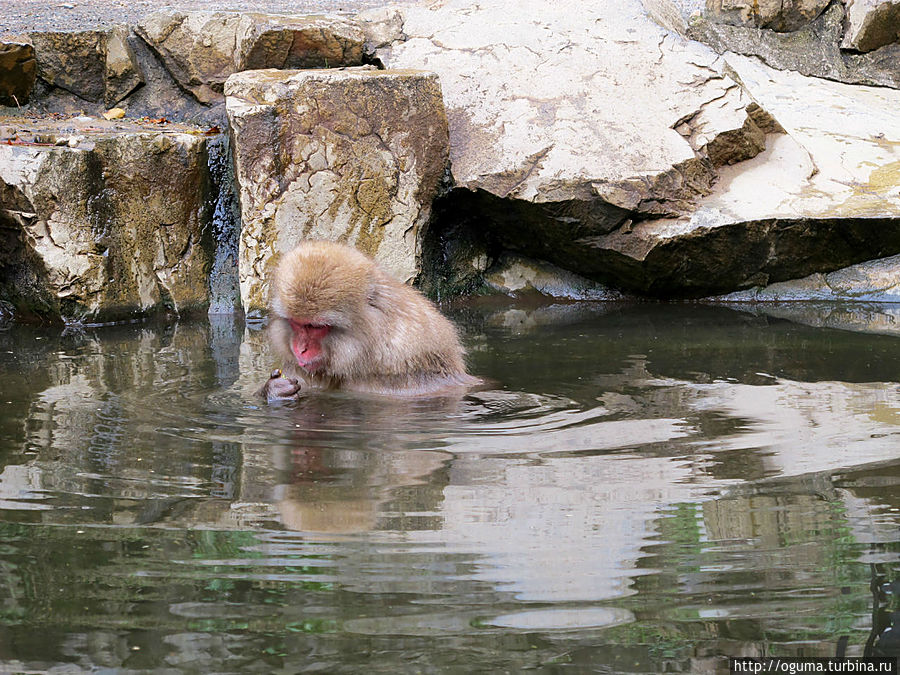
[2, 0, 900, 323]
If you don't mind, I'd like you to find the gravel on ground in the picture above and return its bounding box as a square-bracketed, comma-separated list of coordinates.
[2, 0, 415, 36]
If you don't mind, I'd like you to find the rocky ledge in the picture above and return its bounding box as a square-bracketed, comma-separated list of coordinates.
[1, 0, 900, 324]
[0, 115, 219, 323]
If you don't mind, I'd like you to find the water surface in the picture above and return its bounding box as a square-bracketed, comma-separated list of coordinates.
[1, 301, 899, 673]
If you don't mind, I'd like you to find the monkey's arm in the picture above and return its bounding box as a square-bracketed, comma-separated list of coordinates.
[257, 369, 303, 402]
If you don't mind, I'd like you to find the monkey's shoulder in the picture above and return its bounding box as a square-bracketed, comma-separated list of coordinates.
[346, 371, 483, 397]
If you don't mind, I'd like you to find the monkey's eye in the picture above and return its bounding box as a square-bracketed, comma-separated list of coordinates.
[288, 319, 330, 332]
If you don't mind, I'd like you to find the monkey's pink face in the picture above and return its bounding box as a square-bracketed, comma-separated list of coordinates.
[288, 319, 332, 372]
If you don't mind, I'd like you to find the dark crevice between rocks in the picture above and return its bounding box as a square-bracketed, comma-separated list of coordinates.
[423, 183, 900, 300]
[582, 216, 900, 298]
[362, 50, 386, 70]
[419, 186, 634, 300]
[206, 134, 242, 315]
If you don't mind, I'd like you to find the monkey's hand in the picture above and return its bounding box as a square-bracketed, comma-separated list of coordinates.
[257, 369, 303, 402]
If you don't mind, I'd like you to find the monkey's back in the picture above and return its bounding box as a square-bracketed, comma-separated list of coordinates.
[360, 267, 475, 394]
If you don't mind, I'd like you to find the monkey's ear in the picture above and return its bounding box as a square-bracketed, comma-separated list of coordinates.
[366, 278, 389, 311]
[366, 282, 380, 307]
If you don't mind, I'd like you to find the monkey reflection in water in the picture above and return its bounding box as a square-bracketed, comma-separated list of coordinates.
[272, 433, 449, 535]
[258, 240, 480, 401]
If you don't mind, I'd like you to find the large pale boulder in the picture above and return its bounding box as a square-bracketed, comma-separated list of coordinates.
[369, 0, 900, 297]
[581, 53, 900, 295]
[225, 67, 449, 316]
[0, 117, 214, 323]
[136, 11, 365, 105]
[369, 0, 765, 219]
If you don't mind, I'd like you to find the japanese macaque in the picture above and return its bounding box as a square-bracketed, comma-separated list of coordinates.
[259, 241, 479, 400]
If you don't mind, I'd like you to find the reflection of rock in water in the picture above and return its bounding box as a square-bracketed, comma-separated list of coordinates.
[0, 321, 245, 525]
[478, 299, 623, 334]
[276, 493, 379, 534]
[708, 301, 900, 338]
[873, 619, 900, 657]
[865, 562, 900, 659]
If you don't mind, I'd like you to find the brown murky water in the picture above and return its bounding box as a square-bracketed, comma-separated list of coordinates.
[1, 301, 899, 673]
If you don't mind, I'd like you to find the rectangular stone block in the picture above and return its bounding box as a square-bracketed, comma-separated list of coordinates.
[225, 67, 449, 316]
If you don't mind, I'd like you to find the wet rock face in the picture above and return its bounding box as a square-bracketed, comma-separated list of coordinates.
[0, 118, 213, 323]
[0, 40, 36, 106]
[28, 28, 142, 106]
[136, 11, 366, 105]
[225, 68, 449, 316]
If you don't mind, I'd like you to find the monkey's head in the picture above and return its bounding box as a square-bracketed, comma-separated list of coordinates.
[270, 241, 376, 380]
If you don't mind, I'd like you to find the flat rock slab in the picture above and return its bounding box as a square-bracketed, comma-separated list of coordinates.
[226, 67, 448, 315]
[0, 115, 215, 323]
[372, 0, 759, 212]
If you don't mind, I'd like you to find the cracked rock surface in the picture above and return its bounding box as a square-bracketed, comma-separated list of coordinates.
[372, 0, 755, 212]
[136, 11, 366, 105]
[225, 67, 449, 315]
[583, 53, 900, 295]
[0, 116, 213, 323]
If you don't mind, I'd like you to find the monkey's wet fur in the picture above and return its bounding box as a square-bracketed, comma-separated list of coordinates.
[258, 241, 480, 401]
